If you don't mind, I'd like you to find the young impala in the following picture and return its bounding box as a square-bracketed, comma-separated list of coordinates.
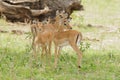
[31, 10, 70, 57]
[31, 11, 83, 69]
[53, 29, 82, 68]
[52, 11, 83, 68]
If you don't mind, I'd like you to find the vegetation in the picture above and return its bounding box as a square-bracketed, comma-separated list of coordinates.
[0, 0, 120, 80]
[0, 33, 120, 80]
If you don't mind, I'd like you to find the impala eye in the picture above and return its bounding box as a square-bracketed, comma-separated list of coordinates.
[70, 27, 72, 29]
[64, 23, 66, 25]
[59, 15, 63, 18]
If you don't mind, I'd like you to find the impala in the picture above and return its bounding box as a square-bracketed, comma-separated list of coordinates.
[31, 10, 82, 68]
[53, 29, 82, 68]
[31, 11, 83, 69]
[52, 11, 83, 68]
[31, 10, 70, 57]
[43, 11, 83, 68]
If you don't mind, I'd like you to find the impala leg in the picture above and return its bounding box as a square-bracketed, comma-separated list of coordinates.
[33, 43, 37, 58]
[40, 45, 46, 66]
[48, 41, 52, 58]
[45, 45, 48, 56]
[70, 43, 82, 68]
[44, 45, 48, 64]
[54, 45, 61, 68]
[58, 46, 62, 58]
[32, 37, 35, 50]
[54, 45, 59, 68]
[41, 45, 46, 57]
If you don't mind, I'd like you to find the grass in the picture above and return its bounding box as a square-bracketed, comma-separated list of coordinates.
[0, 33, 120, 80]
[71, 0, 120, 27]
[0, 0, 120, 80]
[0, 18, 8, 30]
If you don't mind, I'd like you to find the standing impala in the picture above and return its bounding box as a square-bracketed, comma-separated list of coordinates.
[31, 11, 70, 57]
[53, 29, 82, 68]
[31, 11, 83, 69]
[52, 11, 83, 68]
[43, 11, 83, 68]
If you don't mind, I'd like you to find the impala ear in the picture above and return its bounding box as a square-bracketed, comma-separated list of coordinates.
[67, 18, 71, 22]
[61, 10, 65, 14]
[56, 10, 60, 16]
[64, 13, 68, 18]
[63, 10, 65, 13]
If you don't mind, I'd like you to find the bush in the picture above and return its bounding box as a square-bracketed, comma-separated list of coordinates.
[79, 42, 90, 52]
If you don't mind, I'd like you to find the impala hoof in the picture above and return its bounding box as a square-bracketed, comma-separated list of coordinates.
[78, 66, 81, 68]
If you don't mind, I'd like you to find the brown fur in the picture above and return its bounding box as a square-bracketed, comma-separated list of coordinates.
[31, 11, 83, 68]
[31, 11, 70, 57]
[53, 30, 82, 68]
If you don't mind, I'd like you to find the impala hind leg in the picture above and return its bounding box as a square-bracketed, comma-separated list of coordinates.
[48, 42, 52, 58]
[32, 43, 37, 58]
[54, 45, 62, 68]
[41, 45, 47, 57]
[41, 45, 47, 66]
[70, 43, 82, 68]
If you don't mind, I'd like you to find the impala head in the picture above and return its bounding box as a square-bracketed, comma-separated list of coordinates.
[55, 10, 68, 20]
[55, 10, 72, 31]
[62, 18, 72, 30]
[59, 12, 72, 30]
[36, 22, 44, 32]
[55, 10, 67, 24]
[61, 11, 68, 19]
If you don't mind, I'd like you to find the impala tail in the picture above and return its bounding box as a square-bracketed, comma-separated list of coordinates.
[76, 32, 82, 46]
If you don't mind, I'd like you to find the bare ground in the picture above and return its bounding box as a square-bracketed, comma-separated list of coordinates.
[0, 22, 120, 50]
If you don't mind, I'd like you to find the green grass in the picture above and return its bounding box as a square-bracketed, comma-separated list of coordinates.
[0, 33, 120, 80]
[0, 18, 8, 28]
[71, 0, 120, 27]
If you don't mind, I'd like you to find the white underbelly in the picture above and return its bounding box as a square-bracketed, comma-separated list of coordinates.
[58, 41, 69, 47]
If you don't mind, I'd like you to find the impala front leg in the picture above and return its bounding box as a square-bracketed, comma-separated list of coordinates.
[54, 45, 59, 68]
[32, 43, 37, 58]
[48, 41, 52, 58]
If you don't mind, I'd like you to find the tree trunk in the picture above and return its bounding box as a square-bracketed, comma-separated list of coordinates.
[0, 0, 83, 22]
